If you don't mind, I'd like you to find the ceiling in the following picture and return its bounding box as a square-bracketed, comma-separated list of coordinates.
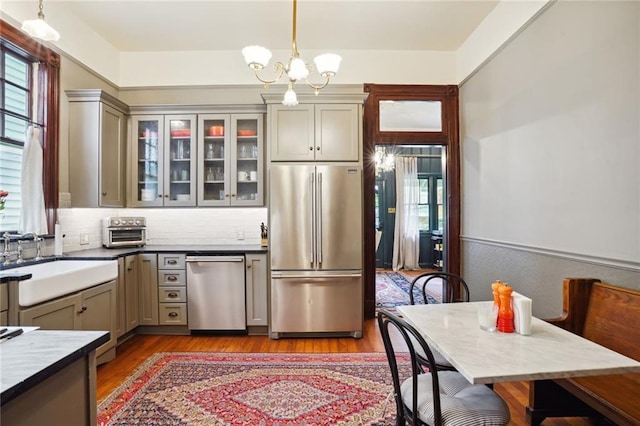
[44, 0, 500, 53]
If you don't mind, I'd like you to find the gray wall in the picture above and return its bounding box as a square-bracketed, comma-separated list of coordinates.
[459, 0, 640, 317]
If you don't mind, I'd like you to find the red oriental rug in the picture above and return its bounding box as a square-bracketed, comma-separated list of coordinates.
[97, 352, 411, 426]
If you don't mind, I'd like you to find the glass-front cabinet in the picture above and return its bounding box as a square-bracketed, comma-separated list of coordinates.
[131, 115, 196, 206]
[197, 114, 263, 206]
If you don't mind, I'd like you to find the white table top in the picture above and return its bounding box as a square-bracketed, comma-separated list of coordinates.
[397, 302, 640, 384]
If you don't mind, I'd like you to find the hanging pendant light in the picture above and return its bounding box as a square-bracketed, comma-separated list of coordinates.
[21, 0, 60, 42]
[241, 0, 341, 106]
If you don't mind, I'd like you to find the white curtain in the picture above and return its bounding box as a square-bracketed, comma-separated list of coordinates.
[392, 156, 421, 271]
[19, 126, 48, 234]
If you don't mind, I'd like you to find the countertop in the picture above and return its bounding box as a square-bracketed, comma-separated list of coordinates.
[0, 329, 109, 405]
[0, 244, 268, 274]
[62, 244, 268, 260]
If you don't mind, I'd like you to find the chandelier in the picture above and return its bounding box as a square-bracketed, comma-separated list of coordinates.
[375, 146, 395, 175]
[241, 0, 341, 107]
[21, 0, 60, 42]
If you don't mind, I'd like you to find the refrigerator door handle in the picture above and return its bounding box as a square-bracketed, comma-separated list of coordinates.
[271, 273, 361, 279]
[309, 171, 316, 267]
[317, 172, 323, 264]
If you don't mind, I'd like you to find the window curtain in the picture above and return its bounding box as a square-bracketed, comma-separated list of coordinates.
[19, 125, 48, 234]
[392, 156, 421, 271]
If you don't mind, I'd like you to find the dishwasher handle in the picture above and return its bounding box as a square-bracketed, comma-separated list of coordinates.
[186, 256, 244, 263]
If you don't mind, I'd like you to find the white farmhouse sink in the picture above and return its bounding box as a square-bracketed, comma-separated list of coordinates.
[11, 260, 118, 307]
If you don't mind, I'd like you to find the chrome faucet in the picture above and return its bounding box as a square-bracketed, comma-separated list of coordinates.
[19, 232, 43, 262]
[2, 232, 13, 265]
[15, 241, 25, 264]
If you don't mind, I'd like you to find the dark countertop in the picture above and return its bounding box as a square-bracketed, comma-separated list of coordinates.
[63, 244, 268, 260]
[0, 329, 109, 405]
[0, 272, 32, 283]
[0, 245, 268, 272]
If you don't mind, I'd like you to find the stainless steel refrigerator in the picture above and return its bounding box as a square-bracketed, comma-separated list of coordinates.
[269, 163, 363, 338]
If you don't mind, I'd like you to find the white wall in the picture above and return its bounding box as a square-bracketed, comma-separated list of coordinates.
[57, 208, 267, 253]
[459, 0, 640, 316]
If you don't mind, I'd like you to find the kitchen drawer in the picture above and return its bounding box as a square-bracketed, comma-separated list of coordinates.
[158, 303, 187, 325]
[159, 286, 186, 303]
[158, 270, 186, 287]
[0, 283, 7, 311]
[158, 253, 186, 270]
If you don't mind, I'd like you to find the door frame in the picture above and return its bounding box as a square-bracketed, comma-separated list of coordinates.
[362, 84, 460, 319]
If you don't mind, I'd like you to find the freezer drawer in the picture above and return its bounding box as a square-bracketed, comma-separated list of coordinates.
[270, 273, 363, 338]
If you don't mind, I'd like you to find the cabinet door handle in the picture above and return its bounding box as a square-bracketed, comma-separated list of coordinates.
[167, 292, 178, 298]
[247, 264, 252, 269]
[309, 146, 313, 151]
[77, 306, 87, 314]
[168, 312, 178, 317]
[316, 146, 320, 151]
[102, 192, 107, 196]
[167, 275, 177, 281]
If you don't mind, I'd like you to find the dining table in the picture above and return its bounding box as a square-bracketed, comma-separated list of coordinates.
[396, 301, 640, 385]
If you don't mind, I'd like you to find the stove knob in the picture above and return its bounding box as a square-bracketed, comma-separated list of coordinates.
[113, 219, 120, 226]
[135, 219, 141, 225]
[128, 220, 134, 225]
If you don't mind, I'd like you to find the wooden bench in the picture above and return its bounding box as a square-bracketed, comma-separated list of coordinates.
[526, 278, 640, 426]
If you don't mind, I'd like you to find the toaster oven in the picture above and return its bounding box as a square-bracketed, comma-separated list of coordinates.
[103, 216, 146, 248]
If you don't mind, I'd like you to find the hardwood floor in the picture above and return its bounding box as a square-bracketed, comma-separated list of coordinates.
[97, 319, 595, 426]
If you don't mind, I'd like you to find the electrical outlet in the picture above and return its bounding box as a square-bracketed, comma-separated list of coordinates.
[80, 233, 89, 245]
[237, 231, 245, 240]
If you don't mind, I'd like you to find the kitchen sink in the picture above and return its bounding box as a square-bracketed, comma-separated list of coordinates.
[10, 260, 118, 307]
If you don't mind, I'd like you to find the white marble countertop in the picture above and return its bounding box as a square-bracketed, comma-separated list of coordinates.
[0, 329, 108, 404]
[397, 302, 640, 384]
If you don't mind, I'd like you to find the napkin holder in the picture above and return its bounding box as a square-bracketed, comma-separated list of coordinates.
[512, 291, 532, 335]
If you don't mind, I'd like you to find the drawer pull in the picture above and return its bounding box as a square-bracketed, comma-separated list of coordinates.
[167, 259, 177, 265]
[167, 292, 178, 298]
[167, 275, 178, 281]
[168, 312, 178, 317]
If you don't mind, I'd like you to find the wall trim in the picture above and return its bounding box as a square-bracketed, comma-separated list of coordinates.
[461, 236, 640, 272]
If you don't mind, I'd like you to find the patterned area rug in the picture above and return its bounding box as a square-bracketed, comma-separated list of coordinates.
[97, 352, 411, 425]
[376, 272, 441, 313]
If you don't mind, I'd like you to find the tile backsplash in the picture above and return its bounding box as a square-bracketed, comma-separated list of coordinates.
[57, 208, 268, 253]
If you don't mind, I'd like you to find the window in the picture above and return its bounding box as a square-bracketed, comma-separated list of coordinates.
[417, 178, 430, 230]
[1, 19, 60, 233]
[417, 175, 444, 232]
[1, 48, 32, 231]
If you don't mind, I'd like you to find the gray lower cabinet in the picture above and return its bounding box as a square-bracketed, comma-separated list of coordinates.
[116, 255, 140, 338]
[245, 253, 268, 326]
[19, 280, 117, 362]
[138, 253, 159, 325]
[1, 282, 8, 325]
[157, 253, 187, 325]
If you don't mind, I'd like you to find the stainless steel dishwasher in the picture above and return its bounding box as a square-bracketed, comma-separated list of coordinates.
[186, 255, 246, 332]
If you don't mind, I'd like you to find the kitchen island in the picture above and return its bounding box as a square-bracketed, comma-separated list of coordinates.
[0, 329, 108, 426]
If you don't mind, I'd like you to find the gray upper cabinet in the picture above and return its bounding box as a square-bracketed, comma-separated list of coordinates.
[129, 114, 197, 207]
[67, 90, 129, 207]
[197, 114, 264, 206]
[269, 103, 360, 162]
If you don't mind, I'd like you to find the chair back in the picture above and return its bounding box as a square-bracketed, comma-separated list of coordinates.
[409, 272, 470, 304]
[378, 309, 444, 426]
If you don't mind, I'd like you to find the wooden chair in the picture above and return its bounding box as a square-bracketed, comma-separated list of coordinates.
[407, 272, 470, 371]
[377, 309, 511, 426]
